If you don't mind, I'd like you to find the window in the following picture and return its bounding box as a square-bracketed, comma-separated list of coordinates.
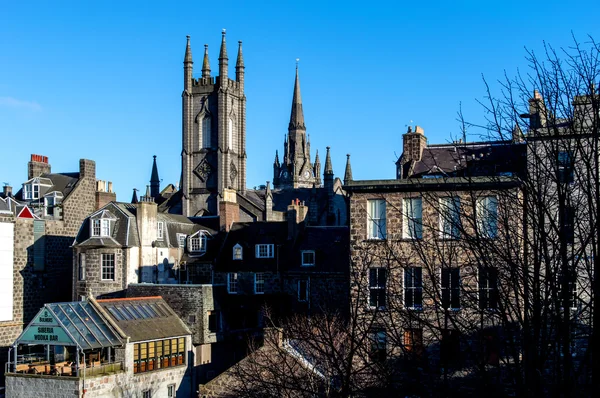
[157, 222, 164, 240]
[479, 267, 498, 310]
[142, 391, 151, 398]
[227, 273, 238, 294]
[190, 232, 207, 253]
[404, 267, 423, 309]
[45, 196, 55, 216]
[177, 234, 186, 249]
[168, 384, 176, 398]
[202, 116, 211, 149]
[208, 310, 221, 332]
[403, 198, 423, 239]
[255, 244, 274, 258]
[369, 329, 387, 362]
[557, 151, 574, 183]
[558, 271, 577, 310]
[301, 251, 315, 266]
[477, 196, 498, 238]
[23, 182, 40, 200]
[403, 328, 424, 359]
[439, 197, 460, 239]
[78, 253, 86, 281]
[367, 199, 386, 239]
[233, 243, 243, 260]
[560, 206, 575, 245]
[228, 117, 234, 149]
[298, 279, 309, 302]
[441, 268, 460, 310]
[101, 253, 115, 280]
[133, 338, 185, 374]
[92, 219, 111, 237]
[369, 268, 386, 309]
[254, 273, 265, 294]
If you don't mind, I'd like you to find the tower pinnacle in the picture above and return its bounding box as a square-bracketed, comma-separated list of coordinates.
[202, 44, 211, 78]
[324, 146, 333, 175]
[150, 155, 160, 199]
[289, 64, 305, 130]
[344, 154, 353, 184]
[184, 35, 193, 64]
[219, 29, 228, 81]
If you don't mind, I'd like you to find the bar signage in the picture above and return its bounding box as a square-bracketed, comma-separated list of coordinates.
[18, 309, 75, 346]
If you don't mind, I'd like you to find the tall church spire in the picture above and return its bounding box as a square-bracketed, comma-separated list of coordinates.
[184, 35, 193, 64]
[289, 64, 306, 130]
[202, 44, 211, 78]
[150, 155, 160, 199]
[219, 29, 228, 81]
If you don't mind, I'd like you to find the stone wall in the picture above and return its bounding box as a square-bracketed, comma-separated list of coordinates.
[75, 248, 127, 299]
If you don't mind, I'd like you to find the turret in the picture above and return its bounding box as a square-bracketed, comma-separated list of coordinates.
[236, 41, 244, 91]
[183, 35, 193, 92]
[218, 30, 228, 83]
[150, 155, 160, 199]
[202, 44, 211, 79]
[344, 154, 353, 185]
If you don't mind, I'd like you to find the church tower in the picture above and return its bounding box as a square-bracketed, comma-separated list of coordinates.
[273, 65, 318, 189]
[181, 32, 247, 216]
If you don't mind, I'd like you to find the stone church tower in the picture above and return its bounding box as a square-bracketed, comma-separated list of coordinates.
[273, 66, 320, 189]
[181, 31, 246, 216]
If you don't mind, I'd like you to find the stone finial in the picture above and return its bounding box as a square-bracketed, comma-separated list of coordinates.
[202, 44, 211, 78]
[236, 41, 244, 68]
[219, 29, 228, 60]
[324, 146, 333, 175]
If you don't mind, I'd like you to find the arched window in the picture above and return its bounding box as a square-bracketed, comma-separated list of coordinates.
[202, 117, 211, 149]
[228, 117, 234, 150]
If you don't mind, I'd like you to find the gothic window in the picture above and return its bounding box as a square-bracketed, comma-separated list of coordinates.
[202, 117, 211, 149]
[228, 116, 234, 150]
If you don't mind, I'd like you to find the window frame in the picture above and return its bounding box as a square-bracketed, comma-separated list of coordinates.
[101, 253, 115, 281]
[367, 199, 387, 239]
[255, 244, 274, 258]
[78, 253, 86, 281]
[301, 250, 315, 266]
[254, 272, 265, 294]
[439, 196, 461, 239]
[369, 329, 387, 362]
[368, 267, 387, 310]
[227, 273, 238, 294]
[403, 197, 423, 239]
[189, 232, 207, 254]
[441, 267, 461, 310]
[557, 150, 574, 184]
[478, 266, 498, 310]
[157, 221, 164, 241]
[476, 196, 498, 239]
[233, 243, 243, 260]
[177, 233, 186, 249]
[404, 267, 423, 310]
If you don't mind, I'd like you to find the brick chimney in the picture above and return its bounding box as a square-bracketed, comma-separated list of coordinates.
[137, 196, 158, 247]
[528, 90, 547, 129]
[95, 180, 117, 210]
[3, 185, 12, 197]
[287, 198, 307, 240]
[402, 125, 427, 163]
[219, 188, 239, 232]
[28, 154, 51, 179]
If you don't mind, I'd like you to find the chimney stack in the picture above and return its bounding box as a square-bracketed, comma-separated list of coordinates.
[28, 154, 51, 179]
[219, 188, 239, 232]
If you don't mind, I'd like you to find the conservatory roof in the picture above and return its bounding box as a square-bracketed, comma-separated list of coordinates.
[16, 300, 125, 350]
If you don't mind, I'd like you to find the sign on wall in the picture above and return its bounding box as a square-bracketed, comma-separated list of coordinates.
[18, 308, 76, 346]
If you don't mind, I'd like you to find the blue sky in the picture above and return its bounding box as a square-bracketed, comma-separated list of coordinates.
[1, 1, 598, 199]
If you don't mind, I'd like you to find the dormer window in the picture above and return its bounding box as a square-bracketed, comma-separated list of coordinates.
[23, 181, 40, 200]
[90, 209, 116, 238]
[233, 243, 243, 260]
[301, 251, 315, 266]
[44, 191, 63, 217]
[157, 222, 164, 240]
[189, 231, 208, 254]
[177, 233, 186, 249]
[255, 244, 274, 258]
[92, 219, 111, 237]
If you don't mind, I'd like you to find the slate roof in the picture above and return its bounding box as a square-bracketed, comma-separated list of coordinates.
[14, 172, 81, 202]
[97, 296, 191, 342]
[289, 226, 349, 273]
[399, 141, 526, 179]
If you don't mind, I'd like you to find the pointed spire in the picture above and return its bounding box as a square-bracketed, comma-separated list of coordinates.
[274, 150, 280, 167]
[150, 155, 160, 198]
[314, 149, 320, 165]
[289, 63, 306, 130]
[184, 35, 193, 64]
[145, 185, 151, 199]
[131, 188, 139, 204]
[265, 181, 272, 199]
[219, 29, 228, 81]
[324, 146, 333, 175]
[236, 41, 244, 68]
[344, 154, 353, 184]
[219, 29, 228, 60]
[202, 44, 211, 78]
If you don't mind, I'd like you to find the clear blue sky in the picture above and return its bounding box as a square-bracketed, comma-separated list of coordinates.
[1, 1, 598, 200]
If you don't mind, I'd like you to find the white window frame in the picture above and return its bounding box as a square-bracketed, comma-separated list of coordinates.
[254, 272, 265, 294]
[403, 197, 423, 239]
[167, 384, 176, 398]
[91, 219, 111, 237]
[441, 267, 461, 310]
[190, 232, 207, 253]
[477, 196, 498, 239]
[227, 273, 238, 294]
[368, 267, 387, 310]
[78, 253, 86, 281]
[233, 243, 243, 260]
[439, 197, 460, 239]
[255, 244, 274, 258]
[404, 267, 423, 310]
[101, 253, 115, 281]
[367, 199, 386, 239]
[298, 279, 309, 302]
[301, 250, 315, 266]
[177, 233, 186, 249]
[157, 221, 164, 240]
[23, 182, 41, 200]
